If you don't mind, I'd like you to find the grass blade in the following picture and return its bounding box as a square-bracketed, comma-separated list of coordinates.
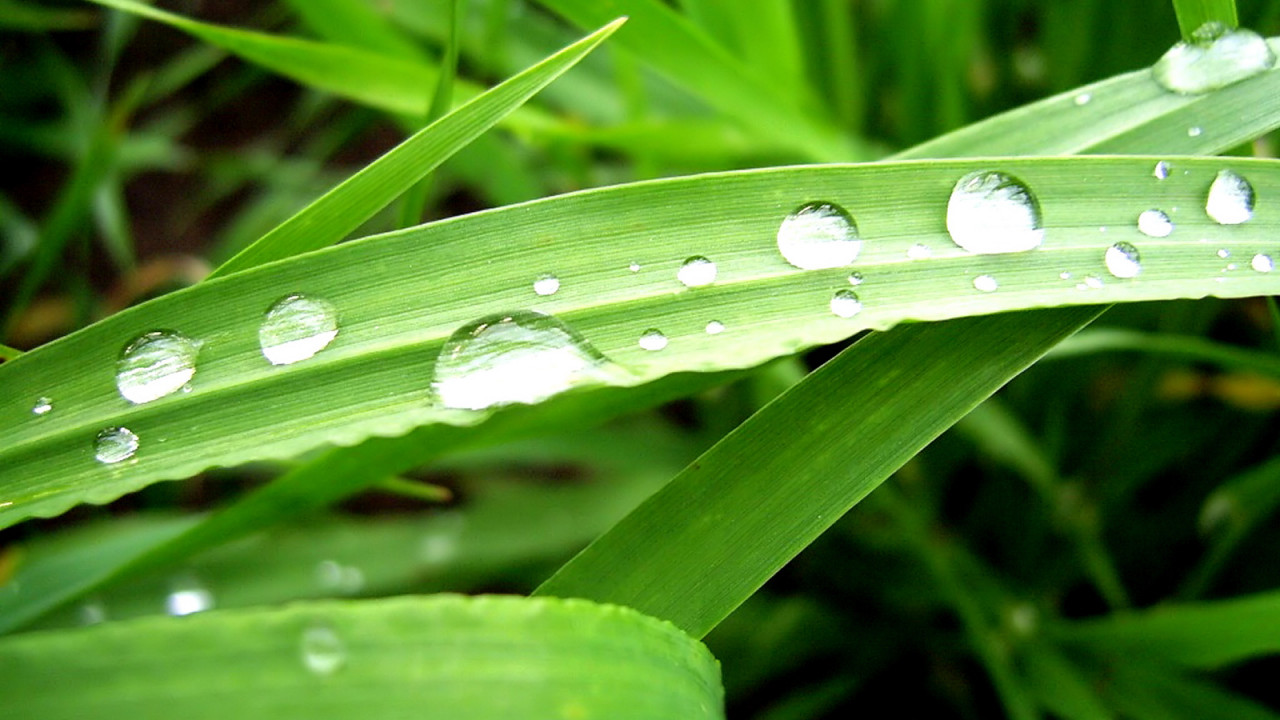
[1172, 0, 1239, 39]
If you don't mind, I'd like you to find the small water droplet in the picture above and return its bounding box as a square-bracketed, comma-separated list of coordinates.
[638, 329, 668, 351]
[847, 272, 864, 286]
[259, 294, 339, 366]
[1206, 169, 1255, 225]
[165, 577, 213, 616]
[1217, 248, 1232, 259]
[78, 599, 107, 626]
[1226, 263, 1238, 271]
[1084, 274, 1104, 289]
[316, 560, 365, 595]
[432, 311, 617, 411]
[628, 262, 641, 273]
[907, 243, 932, 260]
[1187, 126, 1203, 137]
[677, 256, 717, 287]
[1153, 161, 1171, 180]
[116, 330, 200, 404]
[533, 274, 560, 296]
[776, 202, 861, 269]
[1104, 242, 1142, 279]
[829, 289, 862, 318]
[31, 397, 52, 416]
[94, 427, 139, 464]
[1251, 254, 1274, 273]
[1137, 209, 1173, 238]
[1059, 271, 1072, 280]
[1073, 92, 1092, 106]
[704, 320, 725, 335]
[972, 275, 999, 293]
[301, 625, 346, 676]
[946, 171, 1044, 254]
[1153, 23, 1276, 95]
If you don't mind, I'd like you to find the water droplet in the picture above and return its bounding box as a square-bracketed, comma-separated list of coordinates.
[847, 271, 864, 286]
[628, 262, 641, 273]
[316, 560, 365, 595]
[1217, 248, 1232, 259]
[94, 427, 139, 464]
[638, 329, 668, 351]
[1084, 274, 1104, 290]
[1153, 23, 1276, 95]
[116, 330, 200, 404]
[1059, 271, 1072, 280]
[907, 243, 932, 260]
[259, 294, 339, 366]
[1153, 161, 1171, 180]
[432, 311, 617, 411]
[31, 397, 52, 416]
[1073, 92, 1092, 106]
[1206, 169, 1255, 225]
[78, 599, 107, 626]
[1187, 126, 1203, 137]
[704, 320, 725, 335]
[677, 256, 717, 287]
[829, 289, 862, 318]
[301, 625, 346, 676]
[1137, 209, 1173, 238]
[945, 171, 1044, 254]
[1251, 254, 1274, 273]
[165, 577, 214, 616]
[972, 275, 999, 293]
[776, 202, 861, 269]
[421, 513, 465, 565]
[533, 274, 560, 296]
[1104, 242, 1142, 279]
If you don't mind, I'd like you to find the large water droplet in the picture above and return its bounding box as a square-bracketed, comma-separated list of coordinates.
[829, 290, 862, 318]
[1137, 209, 1173, 238]
[116, 330, 200, 404]
[94, 427, 139, 464]
[259, 294, 339, 365]
[301, 625, 346, 676]
[704, 320, 725, 335]
[1153, 22, 1276, 95]
[533, 274, 560, 296]
[432, 311, 617, 411]
[638, 329, 668, 351]
[945, 171, 1044, 254]
[1105, 242, 1142, 279]
[31, 397, 52, 416]
[677, 256, 717, 287]
[1252, 254, 1274, 273]
[165, 577, 214, 616]
[776, 202, 861, 269]
[973, 275, 999, 293]
[1206, 169, 1255, 225]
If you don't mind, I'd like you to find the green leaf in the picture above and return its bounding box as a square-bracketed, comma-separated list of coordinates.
[1021, 644, 1114, 720]
[1105, 660, 1279, 720]
[0, 595, 725, 719]
[1172, 0, 1239, 40]
[1058, 588, 1280, 669]
[3, 155, 1278, 528]
[1049, 328, 1280, 378]
[209, 16, 626, 277]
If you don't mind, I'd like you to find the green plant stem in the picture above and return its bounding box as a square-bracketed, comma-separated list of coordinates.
[1171, 0, 1238, 40]
[374, 476, 454, 503]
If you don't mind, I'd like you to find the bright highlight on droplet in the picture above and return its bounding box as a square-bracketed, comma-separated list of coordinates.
[830, 289, 862, 318]
[533, 274, 560, 296]
[1205, 169, 1255, 225]
[705, 320, 725, 335]
[628, 262, 641, 273]
[776, 202, 861, 269]
[972, 275, 999, 293]
[116, 330, 200, 404]
[1187, 126, 1203, 137]
[1105, 242, 1142, 279]
[677, 256, 717, 287]
[301, 625, 346, 676]
[1153, 22, 1277, 95]
[164, 577, 213, 616]
[1252, 254, 1274, 273]
[1073, 92, 1092, 106]
[945, 171, 1044, 254]
[638, 329, 668, 351]
[1153, 161, 1171, 180]
[94, 426, 139, 464]
[32, 397, 52, 416]
[847, 272, 864, 286]
[259, 294, 339, 366]
[1137, 209, 1173, 238]
[432, 311, 617, 411]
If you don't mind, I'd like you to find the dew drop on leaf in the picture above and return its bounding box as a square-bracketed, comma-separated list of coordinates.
[972, 275, 999, 293]
[1187, 126, 1203, 137]
[31, 397, 52, 416]
[907, 243, 932, 260]
[1153, 22, 1276, 95]
[830, 290, 862, 318]
[638, 329, 669, 351]
[116, 330, 200, 404]
[847, 271, 864, 286]
[1153, 161, 1171, 180]
[94, 426, 139, 464]
[1205, 169, 1255, 225]
[164, 576, 213, 616]
[677, 256, 717, 287]
[776, 202, 861, 269]
[301, 625, 346, 676]
[315, 560, 365, 595]
[945, 171, 1044, 254]
[432, 311, 618, 411]
[1252, 254, 1274, 273]
[1073, 92, 1091, 106]
[259, 294, 339, 365]
[1137, 209, 1173, 238]
[1105, 242, 1142, 279]
[705, 320, 725, 335]
[532, 274, 561, 296]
